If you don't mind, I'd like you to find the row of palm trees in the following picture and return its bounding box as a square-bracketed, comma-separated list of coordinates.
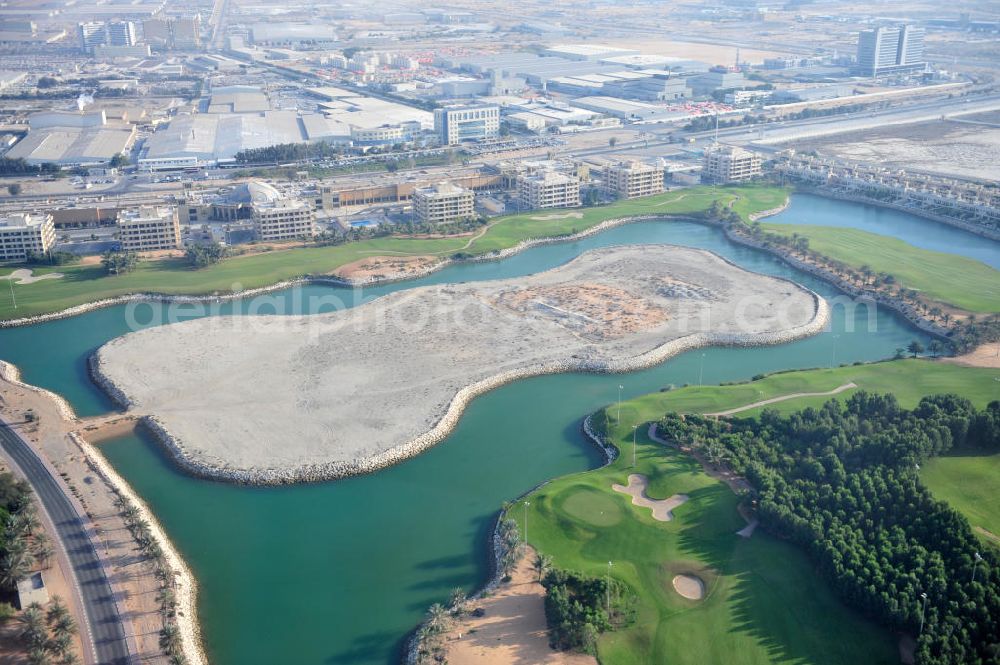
[1, 504, 54, 591]
[112, 493, 187, 665]
[15, 596, 78, 665]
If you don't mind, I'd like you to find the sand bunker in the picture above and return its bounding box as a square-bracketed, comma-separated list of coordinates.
[93, 245, 824, 483]
[529, 211, 585, 221]
[332, 255, 439, 281]
[612, 473, 688, 521]
[671, 574, 705, 600]
[1, 269, 64, 284]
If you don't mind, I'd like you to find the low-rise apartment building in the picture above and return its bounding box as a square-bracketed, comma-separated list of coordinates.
[0, 213, 56, 262]
[412, 182, 475, 224]
[252, 199, 316, 241]
[117, 206, 181, 251]
[702, 145, 763, 184]
[518, 171, 581, 210]
[603, 160, 664, 199]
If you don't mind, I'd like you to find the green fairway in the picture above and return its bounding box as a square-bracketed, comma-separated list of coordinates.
[760, 223, 1000, 312]
[921, 453, 1000, 541]
[586, 357, 1000, 552]
[515, 412, 898, 664]
[615, 359, 1000, 421]
[0, 184, 784, 321]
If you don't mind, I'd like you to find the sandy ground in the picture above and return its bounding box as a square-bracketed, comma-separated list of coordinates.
[441, 547, 597, 665]
[96, 245, 820, 477]
[0, 269, 64, 285]
[612, 474, 688, 521]
[529, 212, 584, 221]
[940, 342, 1000, 369]
[671, 574, 705, 600]
[332, 255, 440, 281]
[0, 369, 172, 664]
[600, 38, 786, 65]
[795, 118, 1000, 181]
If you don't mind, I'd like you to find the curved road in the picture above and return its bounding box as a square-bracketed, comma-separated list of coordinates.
[0, 422, 131, 665]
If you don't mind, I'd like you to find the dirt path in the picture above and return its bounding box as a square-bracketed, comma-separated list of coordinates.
[703, 382, 857, 417]
[441, 547, 597, 665]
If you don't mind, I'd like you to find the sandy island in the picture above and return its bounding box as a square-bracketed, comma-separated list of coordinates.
[92, 245, 827, 484]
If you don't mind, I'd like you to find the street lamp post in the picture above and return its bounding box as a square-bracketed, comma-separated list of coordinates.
[972, 552, 983, 584]
[523, 501, 530, 547]
[699, 353, 706, 386]
[617, 384, 623, 423]
[918, 592, 929, 635]
[606, 561, 613, 617]
[632, 424, 637, 467]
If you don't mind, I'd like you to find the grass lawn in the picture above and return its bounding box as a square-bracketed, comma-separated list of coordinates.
[578, 357, 1000, 549]
[921, 454, 1000, 540]
[760, 223, 1000, 313]
[514, 411, 898, 664]
[0, 184, 785, 321]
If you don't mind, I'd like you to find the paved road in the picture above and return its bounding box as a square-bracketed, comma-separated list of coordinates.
[0, 422, 131, 665]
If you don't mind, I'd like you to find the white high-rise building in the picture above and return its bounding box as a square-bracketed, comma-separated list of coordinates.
[856, 25, 926, 77]
[106, 21, 137, 46]
[0, 213, 55, 262]
[434, 104, 500, 145]
[117, 206, 181, 251]
[77, 22, 107, 50]
[412, 182, 475, 224]
[518, 171, 580, 210]
[603, 161, 664, 199]
[701, 145, 762, 184]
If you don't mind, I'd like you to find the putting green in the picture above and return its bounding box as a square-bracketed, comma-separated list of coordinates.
[560, 485, 624, 527]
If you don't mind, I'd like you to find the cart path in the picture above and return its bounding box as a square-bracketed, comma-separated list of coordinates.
[703, 382, 857, 417]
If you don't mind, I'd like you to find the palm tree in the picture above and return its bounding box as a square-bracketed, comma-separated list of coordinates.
[928, 340, 944, 357]
[27, 646, 52, 665]
[47, 597, 75, 643]
[425, 603, 449, 635]
[17, 603, 48, 648]
[160, 623, 182, 655]
[532, 553, 553, 582]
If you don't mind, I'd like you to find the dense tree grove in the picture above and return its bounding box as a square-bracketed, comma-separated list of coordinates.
[541, 569, 634, 654]
[184, 243, 228, 268]
[234, 142, 344, 164]
[0, 158, 60, 177]
[658, 392, 1000, 665]
[100, 251, 138, 275]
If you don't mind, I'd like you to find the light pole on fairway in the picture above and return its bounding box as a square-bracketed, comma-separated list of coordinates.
[617, 384, 623, 423]
[523, 501, 530, 547]
[918, 592, 929, 635]
[632, 424, 637, 467]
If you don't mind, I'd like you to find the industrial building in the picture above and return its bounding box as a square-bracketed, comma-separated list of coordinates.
[411, 182, 475, 224]
[603, 161, 664, 199]
[855, 25, 926, 77]
[252, 199, 316, 241]
[434, 104, 500, 145]
[518, 171, 580, 210]
[117, 206, 181, 252]
[702, 145, 762, 184]
[6, 110, 135, 166]
[0, 213, 56, 262]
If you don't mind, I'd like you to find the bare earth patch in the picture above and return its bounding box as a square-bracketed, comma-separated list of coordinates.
[1, 269, 64, 284]
[442, 547, 596, 665]
[529, 211, 585, 221]
[671, 574, 705, 600]
[940, 342, 1000, 369]
[94, 245, 825, 481]
[612, 473, 688, 521]
[492, 282, 669, 340]
[332, 255, 440, 281]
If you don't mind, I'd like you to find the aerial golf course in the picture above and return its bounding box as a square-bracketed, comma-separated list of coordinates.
[514, 359, 1000, 664]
